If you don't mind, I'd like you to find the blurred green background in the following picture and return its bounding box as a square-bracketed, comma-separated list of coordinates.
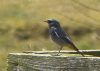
[0, 0, 100, 71]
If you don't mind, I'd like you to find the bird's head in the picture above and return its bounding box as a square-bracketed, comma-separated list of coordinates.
[44, 19, 60, 28]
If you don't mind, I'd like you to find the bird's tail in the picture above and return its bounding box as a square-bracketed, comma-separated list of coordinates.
[70, 43, 85, 57]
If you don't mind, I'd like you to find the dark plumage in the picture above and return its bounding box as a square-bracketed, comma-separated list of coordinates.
[45, 19, 84, 56]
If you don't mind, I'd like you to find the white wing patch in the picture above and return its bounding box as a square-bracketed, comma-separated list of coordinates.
[51, 27, 60, 38]
[65, 36, 72, 42]
[54, 31, 59, 38]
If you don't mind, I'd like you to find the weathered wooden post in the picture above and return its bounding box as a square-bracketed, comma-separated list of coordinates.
[7, 51, 100, 71]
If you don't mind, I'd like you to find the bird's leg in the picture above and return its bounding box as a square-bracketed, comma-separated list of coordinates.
[56, 46, 63, 56]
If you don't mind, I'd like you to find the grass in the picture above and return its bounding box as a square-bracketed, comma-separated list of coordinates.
[0, 0, 100, 71]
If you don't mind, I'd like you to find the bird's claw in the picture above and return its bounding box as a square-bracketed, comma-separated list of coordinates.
[50, 53, 62, 56]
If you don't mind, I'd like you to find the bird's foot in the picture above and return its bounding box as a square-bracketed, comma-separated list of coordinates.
[50, 53, 62, 56]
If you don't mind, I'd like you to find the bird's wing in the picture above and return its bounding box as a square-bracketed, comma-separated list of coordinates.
[50, 27, 72, 41]
[59, 28, 80, 51]
[50, 27, 61, 40]
[54, 30, 60, 38]
[62, 34, 80, 53]
[58, 28, 73, 43]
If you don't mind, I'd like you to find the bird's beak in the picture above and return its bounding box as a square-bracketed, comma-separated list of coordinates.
[44, 20, 48, 22]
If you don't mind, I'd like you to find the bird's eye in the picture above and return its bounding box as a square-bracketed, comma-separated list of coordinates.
[48, 21, 52, 23]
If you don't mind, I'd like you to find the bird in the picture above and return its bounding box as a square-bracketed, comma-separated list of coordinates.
[44, 19, 84, 56]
